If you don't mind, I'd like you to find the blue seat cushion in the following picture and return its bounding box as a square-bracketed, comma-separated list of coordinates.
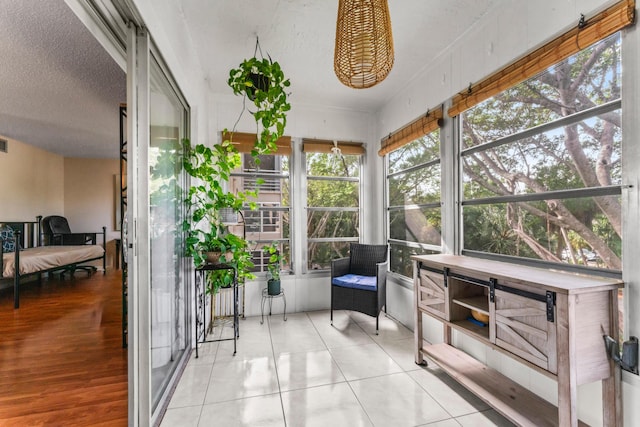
[332, 274, 377, 291]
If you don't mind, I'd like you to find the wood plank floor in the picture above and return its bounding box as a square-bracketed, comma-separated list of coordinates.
[0, 270, 127, 426]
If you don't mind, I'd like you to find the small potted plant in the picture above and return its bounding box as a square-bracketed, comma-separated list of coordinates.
[202, 233, 253, 295]
[198, 232, 240, 266]
[263, 241, 284, 295]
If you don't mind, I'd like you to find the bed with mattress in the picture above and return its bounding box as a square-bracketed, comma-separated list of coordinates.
[0, 216, 106, 308]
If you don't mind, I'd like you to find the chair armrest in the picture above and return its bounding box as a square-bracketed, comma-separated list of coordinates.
[83, 233, 97, 245]
[48, 232, 96, 245]
[376, 261, 388, 292]
[331, 257, 350, 278]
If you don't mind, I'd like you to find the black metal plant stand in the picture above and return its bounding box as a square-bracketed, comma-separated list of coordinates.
[260, 288, 287, 324]
[195, 263, 239, 357]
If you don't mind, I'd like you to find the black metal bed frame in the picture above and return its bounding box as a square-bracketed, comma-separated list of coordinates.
[0, 216, 106, 308]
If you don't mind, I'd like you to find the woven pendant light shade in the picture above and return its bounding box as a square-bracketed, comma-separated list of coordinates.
[334, 0, 394, 89]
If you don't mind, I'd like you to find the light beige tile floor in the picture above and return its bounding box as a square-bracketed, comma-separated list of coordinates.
[160, 310, 515, 427]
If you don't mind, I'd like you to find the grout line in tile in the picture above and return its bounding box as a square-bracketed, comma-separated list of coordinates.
[406, 365, 457, 420]
[315, 311, 388, 427]
[200, 328, 222, 412]
[267, 312, 288, 427]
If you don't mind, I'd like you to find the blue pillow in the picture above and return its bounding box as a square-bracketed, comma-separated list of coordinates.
[0, 224, 16, 253]
[332, 274, 377, 291]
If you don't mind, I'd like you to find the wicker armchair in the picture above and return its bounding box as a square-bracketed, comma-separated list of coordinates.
[330, 243, 388, 334]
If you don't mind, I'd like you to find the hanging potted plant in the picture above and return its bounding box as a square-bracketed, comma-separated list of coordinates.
[227, 39, 291, 156]
[263, 241, 284, 295]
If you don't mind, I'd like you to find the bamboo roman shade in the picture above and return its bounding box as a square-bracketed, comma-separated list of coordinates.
[378, 106, 443, 156]
[302, 139, 365, 155]
[222, 131, 292, 155]
[448, 0, 635, 117]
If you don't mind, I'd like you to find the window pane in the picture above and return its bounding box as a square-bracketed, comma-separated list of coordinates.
[463, 34, 621, 147]
[230, 153, 291, 272]
[461, 34, 622, 271]
[385, 127, 442, 279]
[239, 207, 290, 239]
[463, 113, 621, 198]
[243, 153, 278, 171]
[240, 175, 289, 198]
[389, 164, 440, 206]
[389, 208, 441, 245]
[232, 155, 289, 206]
[306, 152, 360, 178]
[463, 196, 621, 269]
[307, 179, 359, 208]
[388, 131, 440, 174]
[306, 150, 361, 271]
[250, 241, 291, 273]
[308, 241, 353, 270]
[308, 210, 359, 239]
[389, 243, 439, 277]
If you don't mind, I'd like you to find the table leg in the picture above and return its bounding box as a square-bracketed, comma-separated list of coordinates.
[233, 279, 238, 355]
[283, 292, 287, 321]
[414, 266, 424, 365]
[556, 293, 578, 427]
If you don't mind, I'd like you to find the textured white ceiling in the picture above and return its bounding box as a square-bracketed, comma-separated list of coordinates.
[179, 0, 501, 112]
[0, 0, 499, 158]
[0, 0, 125, 159]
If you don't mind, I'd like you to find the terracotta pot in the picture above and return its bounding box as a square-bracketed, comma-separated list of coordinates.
[205, 251, 222, 264]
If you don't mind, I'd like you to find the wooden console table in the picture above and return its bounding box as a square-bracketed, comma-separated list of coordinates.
[413, 254, 623, 427]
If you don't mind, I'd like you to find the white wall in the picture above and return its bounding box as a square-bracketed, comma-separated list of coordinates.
[0, 135, 64, 221]
[64, 158, 119, 241]
[377, 1, 638, 426]
[211, 94, 372, 145]
[64, 157, 120, 268]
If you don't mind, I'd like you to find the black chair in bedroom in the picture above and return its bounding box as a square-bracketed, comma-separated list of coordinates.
[41, 215, 97, 246]
[41, 215, 98, 276]
[330, 243, 388, 334]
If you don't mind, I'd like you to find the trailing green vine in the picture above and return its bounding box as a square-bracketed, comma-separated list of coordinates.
[227, 42, 291, 158]
[183, 38, 291, 294]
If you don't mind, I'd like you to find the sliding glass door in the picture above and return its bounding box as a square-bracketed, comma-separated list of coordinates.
[126, 25, 191, 426]
[148, 54, 189, 412]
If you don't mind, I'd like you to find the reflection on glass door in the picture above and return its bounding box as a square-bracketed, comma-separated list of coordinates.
[149, 55, 189, 411]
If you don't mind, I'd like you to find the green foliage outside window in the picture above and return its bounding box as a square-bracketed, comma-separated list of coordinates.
[387, 131, 442, 276]
[306, 153, 360, 269]
[462, 34, 622, 270]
